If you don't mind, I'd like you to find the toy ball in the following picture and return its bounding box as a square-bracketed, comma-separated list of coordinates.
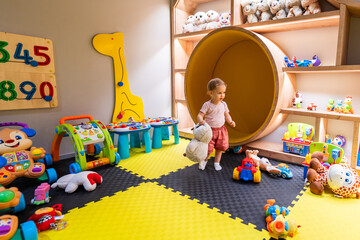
[233, 145, 243, 154]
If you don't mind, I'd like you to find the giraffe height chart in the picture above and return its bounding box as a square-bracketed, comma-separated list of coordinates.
[92, 33, 145, 123]
[0, 32, 57, 110]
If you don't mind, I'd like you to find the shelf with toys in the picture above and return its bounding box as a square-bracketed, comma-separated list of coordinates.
[283, 65, 360, 73]
[172, 0, 341, 135]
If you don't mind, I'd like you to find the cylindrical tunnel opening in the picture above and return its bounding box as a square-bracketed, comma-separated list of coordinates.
[185, 27, 294, 146]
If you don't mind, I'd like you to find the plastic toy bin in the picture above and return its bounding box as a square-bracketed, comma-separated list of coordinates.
[185, 27, 295, 146]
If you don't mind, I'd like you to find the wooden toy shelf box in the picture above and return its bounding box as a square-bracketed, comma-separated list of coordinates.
[247, 0, 360, 169]
[171, 0, 340, 137]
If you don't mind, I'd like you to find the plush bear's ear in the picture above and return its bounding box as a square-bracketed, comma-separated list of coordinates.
[21, 128, 36, 137]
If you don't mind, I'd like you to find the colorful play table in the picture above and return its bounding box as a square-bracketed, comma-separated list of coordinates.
[148, 117, 179, 149]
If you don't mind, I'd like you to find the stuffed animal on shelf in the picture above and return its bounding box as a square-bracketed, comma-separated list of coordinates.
[342, 96, 354, 114]
[193, 11, 207, 31]
[241, 0, 259, 24]
[182, 15, 195, 33]
[306, 152, 360, 198]
[205, 10, 221, 30]
[286, 0, 303, 17]
[184, 123, 212, 163]
[219, 12, 231, 27]
[301, 0, 321, 15]
[269, 0, 287, 20]
[51, 171, 103, 193]
[257, 0, 273, 22]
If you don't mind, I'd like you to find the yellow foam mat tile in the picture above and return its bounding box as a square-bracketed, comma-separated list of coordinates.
[286, 188, 360, 239]
[117, 137, 196, 179]
[39, 182, 268, 240]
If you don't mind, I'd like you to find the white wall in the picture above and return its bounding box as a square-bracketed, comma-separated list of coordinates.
[0, 0, 171, 158]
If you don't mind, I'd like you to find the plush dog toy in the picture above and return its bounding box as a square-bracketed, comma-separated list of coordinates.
[306, 152, 360, 198]
[269, 0, 287, 20]
[257, 0, 273, 22]
[241, 0, 259, 24]
[51, 171, 102, 193]
[184, 123, 212, 163]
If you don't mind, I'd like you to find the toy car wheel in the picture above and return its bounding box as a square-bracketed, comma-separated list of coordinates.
[281, 173, 287, 179]
[69, 163, 81, 174]
[114, 152, 121, 165]
[233, 146, 243, 154]
[44, 154, 53, 166]
[94, 144, 101, 155]
[20, 220, 38, 240]
[46, 168, 57, 183]
[13, 193, 26, 213]
[233, 168, 240, 180]
[253, 168, 261, 183]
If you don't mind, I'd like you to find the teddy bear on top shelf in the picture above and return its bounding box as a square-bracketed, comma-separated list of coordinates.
[240, 0, 321, 24]
[182, 10, 231, 33]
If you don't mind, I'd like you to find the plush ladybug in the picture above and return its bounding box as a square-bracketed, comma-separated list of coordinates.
[28, 204, 63, 231]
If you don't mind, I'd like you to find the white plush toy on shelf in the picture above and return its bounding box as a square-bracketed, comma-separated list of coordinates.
[51, 171, 103, 193]
[184, 123, 212, 163]
[269, 0, 287, 20]
[286, 0, 303, 17]
[241, 0, 259, 24]
[193, 11, 207, 31]
[205, 10, 221, 30]
[183, 15, 195, 33]
[257, 0, 273, 22]
[219, 12, 231, 27]
[301, 0, 321, 15]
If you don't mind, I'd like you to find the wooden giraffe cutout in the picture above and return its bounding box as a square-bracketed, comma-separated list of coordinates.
[92, 32, 145, 122]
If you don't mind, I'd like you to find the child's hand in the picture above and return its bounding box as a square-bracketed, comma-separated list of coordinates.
[230, 121, 236, 127]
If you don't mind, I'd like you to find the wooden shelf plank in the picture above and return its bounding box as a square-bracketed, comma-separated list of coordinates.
[174, 10, 340, 41]
[174, 69, 186, 73]
[280, 108, 360, 121]
[245, 140, 305, 165]
[179, 127, 193, 139]
[283, 65, 360, 73]
[175, 99, 187, 103]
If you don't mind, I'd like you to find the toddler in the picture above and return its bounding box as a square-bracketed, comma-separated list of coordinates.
[197, 78, 235, 171]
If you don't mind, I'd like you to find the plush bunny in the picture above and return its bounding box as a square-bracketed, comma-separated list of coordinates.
[257, 0, 273, 22]
[51, 171, 103, 193]
[301, 0, 321, 15]
[286, 0, 303, 17]
[205, 10, 221, 30]
[219, 12, 231, 27]
[182, 15, 195, 33]
[241, 0, 259, 24]
[184, 123, 212, 163]
[193, 11, 207, 31]
[269, 0, 287, 20]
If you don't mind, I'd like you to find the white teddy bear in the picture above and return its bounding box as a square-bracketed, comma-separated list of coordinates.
[241, 0, 259, 24]
[286, 0, 303, 17]
[269, 0, 287, 20]
[205, 10, 221, 30]
[257, 0, 273, 22]
[193, 11, 207, 31]
[183, 15, 195, 33]
[184, 123, 212, 163]
[301, 0, 321, 15]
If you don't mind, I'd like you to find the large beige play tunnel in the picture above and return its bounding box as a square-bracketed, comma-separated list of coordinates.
[185, 27, 295, 146]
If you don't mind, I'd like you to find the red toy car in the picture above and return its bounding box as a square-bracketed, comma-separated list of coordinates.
[307, 103, 317, 111]
[233, 157, 261, 182]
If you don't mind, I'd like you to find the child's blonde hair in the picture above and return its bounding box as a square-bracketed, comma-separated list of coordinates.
[207, 78, 227, 92]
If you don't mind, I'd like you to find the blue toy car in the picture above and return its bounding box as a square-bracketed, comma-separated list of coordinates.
[277, 163, 293, 179]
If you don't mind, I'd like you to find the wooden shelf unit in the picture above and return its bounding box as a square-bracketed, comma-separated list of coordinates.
[171, 0, 341, 138]
[283, 65, 360, 73]
[279, 108, 360, 168]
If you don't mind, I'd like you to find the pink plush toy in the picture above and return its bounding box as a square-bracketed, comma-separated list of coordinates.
[51, 171, 102, 193]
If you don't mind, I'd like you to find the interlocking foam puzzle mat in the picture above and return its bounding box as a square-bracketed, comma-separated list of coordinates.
[9, 137, 360, 239]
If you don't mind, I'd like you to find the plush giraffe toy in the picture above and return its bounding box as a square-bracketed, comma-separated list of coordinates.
[306, 151, 360, 198]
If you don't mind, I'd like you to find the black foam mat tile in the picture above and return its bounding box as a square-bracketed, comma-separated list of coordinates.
[157, 152, 306, 231]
